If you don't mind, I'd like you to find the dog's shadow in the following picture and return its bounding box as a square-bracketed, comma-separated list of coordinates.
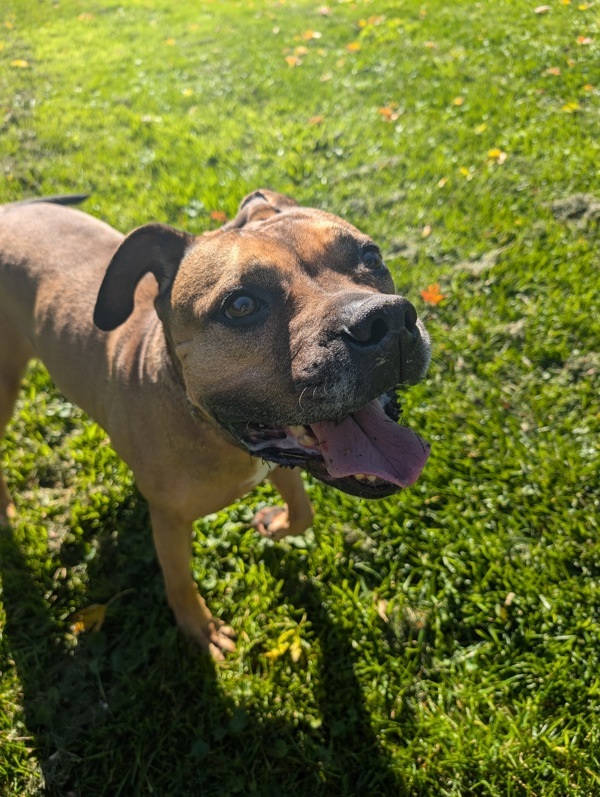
[0, 496, 404, 797]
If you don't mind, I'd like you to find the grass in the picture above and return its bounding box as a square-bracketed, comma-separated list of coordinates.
[0, 0, 599, 794]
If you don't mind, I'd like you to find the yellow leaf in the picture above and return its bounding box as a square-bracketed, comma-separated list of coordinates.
[294, 45, 308, 56]
[346, 41, 361, 52]
[71, 603, 106, 634]
[488, 148, 508, 164]
[424, 41, 437, 49]
[10, 59, 29, 68]
[285, 55, 302, 67]
[265, 641, 290, 660]
[583, 83, 594, 91]
[544, 66, 561, 76]
[290, 638, 303, 663]
[302, 29, 322, 40]
[438, 176, 448, 188]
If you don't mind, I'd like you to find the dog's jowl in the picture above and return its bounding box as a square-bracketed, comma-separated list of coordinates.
[0, 190, 431, 658]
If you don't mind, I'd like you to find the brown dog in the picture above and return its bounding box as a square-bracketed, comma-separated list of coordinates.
[0, 190, 431, 658]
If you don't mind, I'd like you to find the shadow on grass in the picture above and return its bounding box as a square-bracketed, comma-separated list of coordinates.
[0, 499, 405, 797]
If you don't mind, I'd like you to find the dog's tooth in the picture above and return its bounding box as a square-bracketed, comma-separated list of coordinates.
[298, 433, 317, 447]
[366, 475, 378, 483]
[355, 474, 367, 481]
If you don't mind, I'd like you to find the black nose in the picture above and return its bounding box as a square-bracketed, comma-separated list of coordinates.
[340, 295, 418, 348]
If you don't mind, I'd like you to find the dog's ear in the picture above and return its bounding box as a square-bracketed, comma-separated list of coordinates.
[94, 223, 193, 331]
[220, 189, 298, 230]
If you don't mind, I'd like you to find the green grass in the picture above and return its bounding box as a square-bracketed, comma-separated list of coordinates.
[1, 0, 599, 794]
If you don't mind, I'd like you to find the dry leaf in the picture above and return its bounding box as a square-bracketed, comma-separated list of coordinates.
[308, 115, 325, 125]
[452, 96, 465, 106]
[421, 283, 445, 305]
[577, 35, 593, 44]
[285, 55, 302, 67]
[544, 66, 561, 76]
[210, 210, 228, 222]
[422, 224, 432, 238]
[346, 41, 361, 52]
[378, 106, 400, 121]
[302, 30, 322, 40]
[71, 603, 107, 634]
[534, 5, 551, 13]
[488, 148, 508, 164]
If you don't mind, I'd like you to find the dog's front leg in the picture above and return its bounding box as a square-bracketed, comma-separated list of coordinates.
[252, 467, 314, 541]
[149, 505, 236, 659]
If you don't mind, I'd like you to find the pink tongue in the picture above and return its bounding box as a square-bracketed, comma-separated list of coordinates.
[310, 399, 430, 488]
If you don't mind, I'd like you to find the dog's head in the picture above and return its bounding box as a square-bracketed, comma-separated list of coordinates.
[94, 190, 431, 498]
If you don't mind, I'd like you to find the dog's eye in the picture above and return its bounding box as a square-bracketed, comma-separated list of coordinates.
[361, 246, 384, 270]
[223, 292, 260, 320]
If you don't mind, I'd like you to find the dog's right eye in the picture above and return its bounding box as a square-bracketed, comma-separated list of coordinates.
[222, 292, 261, 321]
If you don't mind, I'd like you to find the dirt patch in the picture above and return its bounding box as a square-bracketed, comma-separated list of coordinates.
[550, 194, 600, 226]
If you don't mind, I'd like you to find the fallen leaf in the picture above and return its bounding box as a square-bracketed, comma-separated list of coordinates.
[320, 72, 333, 82]
[285, 55, 302, 67]
[583, 83, 594, 90]
[210, 210, 228, 222]
[438, 176, 448, 187]
[422, 224, 432, 238]
[452, 96, 465, 106]
[561, 101, 580, 112]
[78, 12, 94, 21]
[308, 115, 325, 125]
[71, 603, 106, 634]
[346, 41, 361, 52]
[474, 123, 488, 134]
[544, 66, 561, 76]
[10, 59, 29, 68]
[577, 35, 593, 44]
[424, 41, 437, 49]
[294, 45, 308, 56]
[378, 106, 400, 121]
[317, 6, 331, 16]
[302, 29, 322, 40]
[488, 148, 508, 164]
[534, 5, 551, 13]
[421, 283, 445, 305]
[376, 599, 389, 623]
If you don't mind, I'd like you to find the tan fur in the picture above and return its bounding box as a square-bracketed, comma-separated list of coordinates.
[0, 191, 429, 657]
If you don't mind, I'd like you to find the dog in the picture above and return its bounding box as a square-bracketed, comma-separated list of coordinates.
[0, 190, 431, 658]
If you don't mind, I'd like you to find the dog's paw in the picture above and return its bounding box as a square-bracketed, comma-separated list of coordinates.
[252, 504, 312, 541]
[0, 501, 16, 527]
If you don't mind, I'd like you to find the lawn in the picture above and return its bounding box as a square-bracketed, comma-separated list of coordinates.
[0, 0, 599, 795]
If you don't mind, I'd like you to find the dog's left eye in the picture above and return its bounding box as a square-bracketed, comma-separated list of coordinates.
[223, 292, 261, 320]
[361, 246, 384, 270]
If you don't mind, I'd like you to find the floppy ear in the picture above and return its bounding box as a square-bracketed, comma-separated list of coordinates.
[220, 189, 298, 230]
[94, 223, 194, 331]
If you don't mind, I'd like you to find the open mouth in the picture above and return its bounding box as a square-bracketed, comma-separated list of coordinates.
[229, 392, 430, 499]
